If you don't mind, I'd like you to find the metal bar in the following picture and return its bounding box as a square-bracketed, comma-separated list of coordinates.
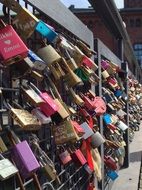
[23, 0, 93, 47]
[94, 38, 105, 190]
[122, 61, 130, 168]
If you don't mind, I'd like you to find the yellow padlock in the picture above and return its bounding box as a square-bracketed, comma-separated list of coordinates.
[13, 7, 39, 38]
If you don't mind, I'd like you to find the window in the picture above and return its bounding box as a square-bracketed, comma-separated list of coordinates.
[88, 20, 93, 29]
[136, 18, 141, 27]
[130, 19, 134, 27]
[134, 43, 142, 67]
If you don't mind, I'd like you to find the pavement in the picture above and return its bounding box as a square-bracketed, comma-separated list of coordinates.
[111, 125, 142, 190]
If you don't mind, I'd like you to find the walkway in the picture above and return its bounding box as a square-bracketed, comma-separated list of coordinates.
[111, 125, 142, 190]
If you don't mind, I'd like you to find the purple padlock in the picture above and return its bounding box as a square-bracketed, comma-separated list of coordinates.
[101, 60, 110, 70]
[12, 140, 40, 179]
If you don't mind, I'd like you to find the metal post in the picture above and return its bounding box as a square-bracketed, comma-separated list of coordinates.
[118, 38, 130, 168]
[122, 61, 130, 168]
[94, 39, 104, 190]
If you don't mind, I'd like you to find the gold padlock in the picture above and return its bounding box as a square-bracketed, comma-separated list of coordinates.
[10, 108, 41, 130]
[0, 0, 22, 13]
[37, 45, 61, 66]
[76, 39, 96, 58]
[31, 70, 44, 82]
[10, 57, 34, 79]
[66, 57, 78, 71]
[21, 86, 44, 107]
[50, 62, 65, 80]
[0, 137, 7, 153]
[72, 45, 84, 66]
[61, 58, 83, 87]
[54, 99, 70, 119]
[69, 88, 84, 106]
[13, 7, 39, 38]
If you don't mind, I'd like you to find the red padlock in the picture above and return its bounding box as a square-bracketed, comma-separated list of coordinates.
[71, 120, 85, 137]
[70, 148, 87, 166]
[0, 19, 28, 65]
[107, 124, 117, 131]
[104, 156, 117, 171]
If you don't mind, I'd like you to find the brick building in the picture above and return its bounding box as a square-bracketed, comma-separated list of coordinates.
[70, 0, 142, 67]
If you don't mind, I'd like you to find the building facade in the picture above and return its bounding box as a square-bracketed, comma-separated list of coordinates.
[70, 0, 142, 67]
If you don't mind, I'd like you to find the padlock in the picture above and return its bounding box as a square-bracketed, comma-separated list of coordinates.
[69, 88, 84, 106]
[37, 45, 61, 66]
[0, 154, 18, 181]
[104, 156, 117, 170]
[101, 60, 110, 70]
[30, 83, 59, 117]
[114, 89, 123, 98]
[103, 114, 112, 125]
[107, 77, 119, 89]
[117, 121, 128, 131]
[71, 120, 85, 137]
[76, 39, 96, 58]
[117, 109, 126, 117]
[107, 124, 117, 131]
[102, 70, 110, 79]
[64, 49, 78, 70]
[21, 85, 44, 107]
[53, 119, 80, 145]
[0, 137, 7, 153]
[67, 106, 76, 115]
[81, 55, 98, 71]
[31, 70, 44, 82]
[71, 45, 84, 65]
[61, 58, 83, 87]
[70, 148, 87, 166]
[36, 20, 58, 43]
[108, 61, 119, 73]
[50, 62, 65, 80]
[10, 107, 41, 131]
[0, 19, 28, 65]
[80, 122, 94, 140]
[0, 0, 22, 13]
[28, 50, 47, 71]
[13, 7, 39, 38]
[10, 57, 34, 79]
[66, 57, 78, 70]
[53, 98, 70, 120]
[58, 146, 72, 165]
[91, 131, 105, 149]
[12, 140, 40, 179]
[29, 134, 60, 183]
[32, 108, 51, 125]
[102, 88, 114, 103]
[107, 170, 118, 181]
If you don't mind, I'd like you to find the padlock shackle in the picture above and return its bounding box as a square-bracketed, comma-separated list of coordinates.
[30, 82, 41, 95]
[0, 19, 6, 29]
[0, 153, 4, 160]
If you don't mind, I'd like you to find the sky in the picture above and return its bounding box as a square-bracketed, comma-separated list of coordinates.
[60, 0, 124, 9]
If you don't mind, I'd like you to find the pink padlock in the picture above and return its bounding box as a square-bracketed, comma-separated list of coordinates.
[30, 83, 59, 117]
[0, 19, 28, 65]
[81, 55, 98, 71]
[59, 148, 72, 165]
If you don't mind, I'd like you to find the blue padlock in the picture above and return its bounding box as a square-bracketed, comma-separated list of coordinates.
[35, 20, 58, 42]
[28, 50, 46, 71]
[107, 170, 118, 181]
[103, 114, 112, 125]
[103, 93, 113, 103]
[114, 89, 123, 98]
